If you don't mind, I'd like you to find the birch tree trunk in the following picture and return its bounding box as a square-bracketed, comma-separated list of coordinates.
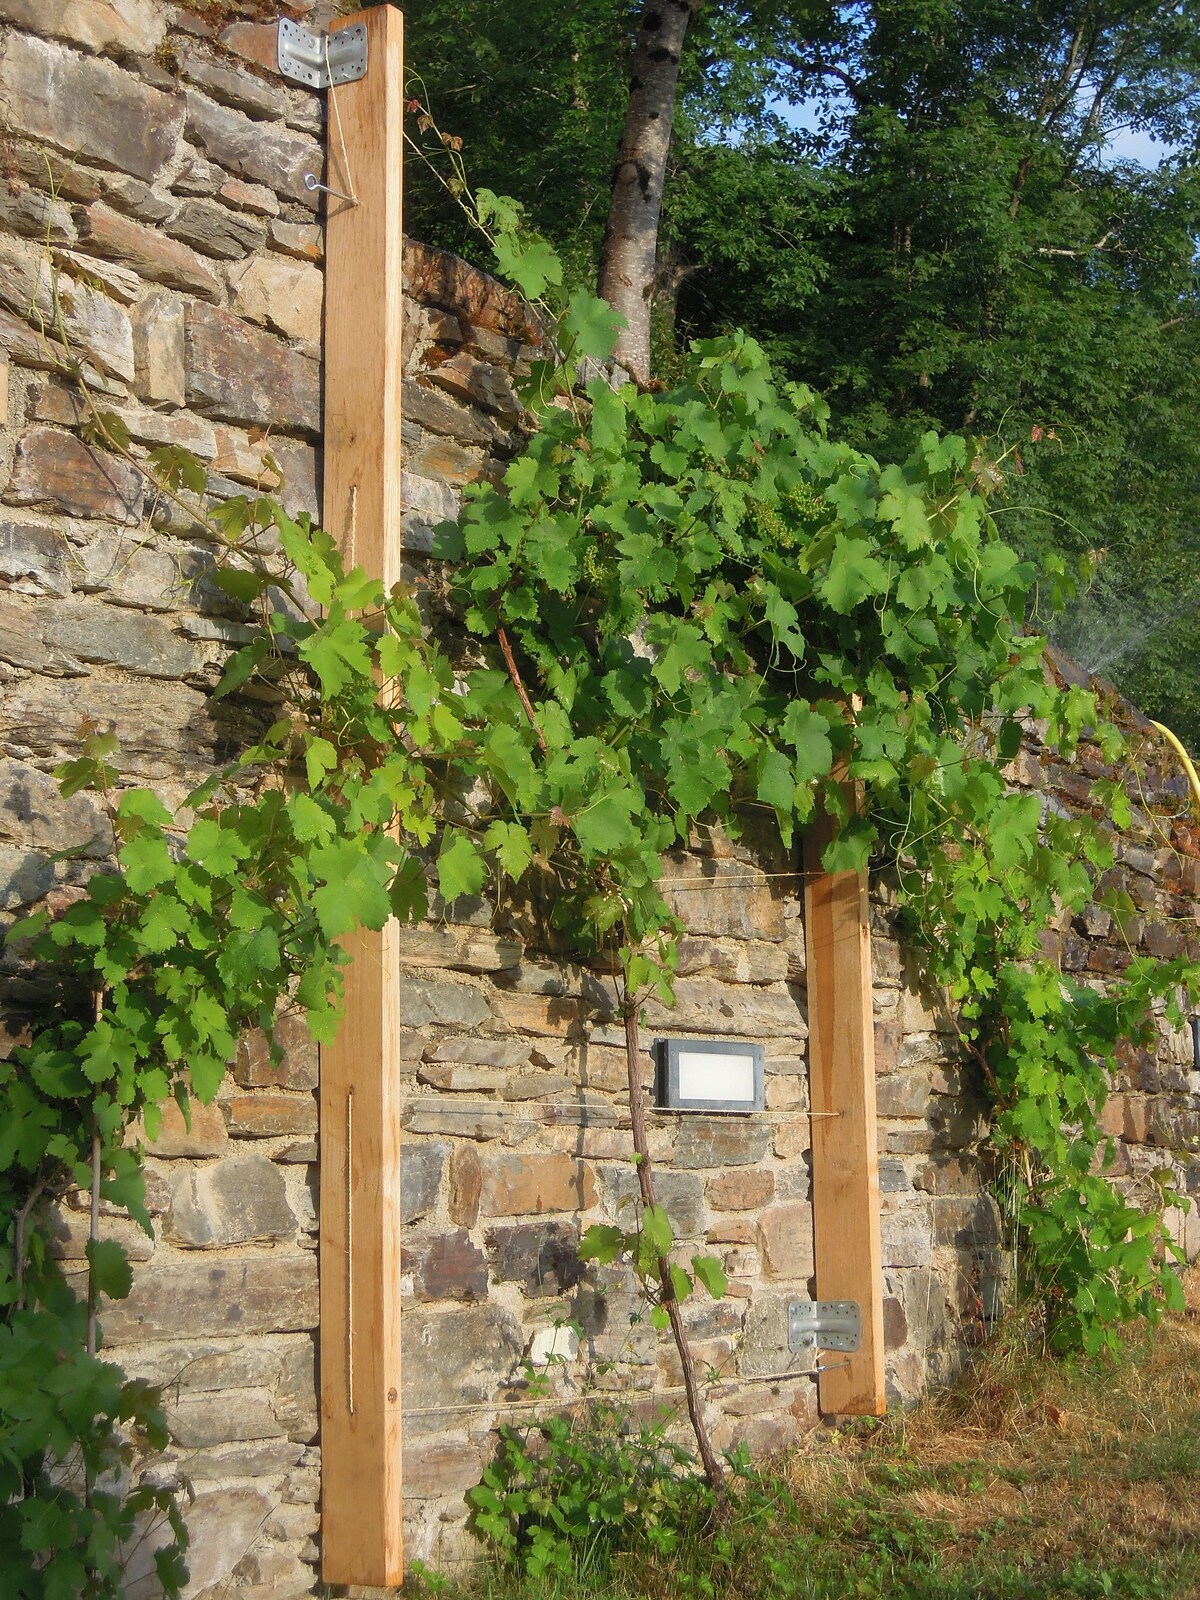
[598, 0, 700, 384]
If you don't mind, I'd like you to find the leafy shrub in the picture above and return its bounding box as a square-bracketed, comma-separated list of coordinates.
[467, 1406, 721, 1580]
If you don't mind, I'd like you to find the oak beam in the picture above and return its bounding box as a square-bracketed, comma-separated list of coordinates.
[318, 5, 406, 1585]
[803, 795, 886, 1417]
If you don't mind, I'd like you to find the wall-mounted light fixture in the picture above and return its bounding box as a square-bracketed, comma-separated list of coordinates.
[655, 1038, 764, 1114]
[1191, 1015, 1200, 1074]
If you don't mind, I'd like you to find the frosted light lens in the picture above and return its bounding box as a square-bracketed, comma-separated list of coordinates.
[675, 1050, 756, 1104]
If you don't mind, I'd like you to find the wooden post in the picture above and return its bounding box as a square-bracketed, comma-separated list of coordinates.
[802, 792, 886, 1417]
[318, 6, 406, 1585]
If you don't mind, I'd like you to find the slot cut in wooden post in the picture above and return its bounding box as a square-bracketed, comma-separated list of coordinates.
[318, 5, 406, 1585]
[803, 787, 886, 1417]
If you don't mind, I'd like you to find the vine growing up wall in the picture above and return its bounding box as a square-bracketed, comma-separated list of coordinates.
[2, 181, 1197, 1591]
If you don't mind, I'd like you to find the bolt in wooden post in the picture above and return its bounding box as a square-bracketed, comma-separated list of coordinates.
[318, 5, 406, 1585]
[803, 787, 886, 1417]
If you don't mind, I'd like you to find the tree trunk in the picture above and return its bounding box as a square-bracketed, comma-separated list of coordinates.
[598, 0, 700, 385]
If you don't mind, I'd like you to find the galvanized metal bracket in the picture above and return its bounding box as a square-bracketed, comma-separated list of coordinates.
[788, 1298, 862, 1355]
[277, 19, 368, 90]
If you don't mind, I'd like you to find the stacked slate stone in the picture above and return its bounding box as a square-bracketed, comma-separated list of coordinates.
[0, 3, 1198, 1591]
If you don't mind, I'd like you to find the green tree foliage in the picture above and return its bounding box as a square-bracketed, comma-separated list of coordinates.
[665, 2, 1200, 740]
[409, 0, 1200, 742]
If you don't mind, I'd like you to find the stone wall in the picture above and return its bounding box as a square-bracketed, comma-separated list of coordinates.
[1, 4, 1199, 1595]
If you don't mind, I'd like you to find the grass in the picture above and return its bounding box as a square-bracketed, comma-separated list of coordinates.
[407, 1265, 1200, 1599]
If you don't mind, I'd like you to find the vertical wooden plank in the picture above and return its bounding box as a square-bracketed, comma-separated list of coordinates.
[318, 5, 405, 1585]
[803, 792, 886, 1417]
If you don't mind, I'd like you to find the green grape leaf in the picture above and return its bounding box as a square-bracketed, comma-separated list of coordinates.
[437, 833, 486, 902]
[691, 1254, 728, 1299]
[86, 1237, 133, 1301]
[820, 535, 890, 614]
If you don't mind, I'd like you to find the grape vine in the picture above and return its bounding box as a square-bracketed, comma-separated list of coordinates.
[3, 178, 1197, 1594]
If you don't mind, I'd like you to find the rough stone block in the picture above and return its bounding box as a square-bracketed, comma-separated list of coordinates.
[738, 1291, 800, 1378]
[168, 1152, 296, 1248]
[757, 1203, 815, 1279]
[139, 1096, 228, 1158]
[398, 926, 523, 975]
[219, 20, 278, 72]
[0, 183, 75, 245]
[234, 1010, 318, 1091]
[932, 1195, 1001, 1249]
[402, 1139, 447, 1224]
[660, 856, 786, 942]
[395, 975, 493, 1029]
[170, 197, 268, 261]
[641, 977, 806, 1040]
[478, 1152, 596, 1216]
[44, 1206, 154, 1262]
[0, 595, 84, 675]
[131, 289, 185, 406]
[403, 379, 509, 456]
[403, 1228, 488, 1301]
[184, 89, 321, 209]
[185, 302, 320, 434]
[598, 1166, 706, 1237]
[224, 1093, 317, 1138]
[706, 1168, 775, 1211]
[675, 935, 790, 984]
[440, 1144, 482, 1231]
[0, 0, 166, 54]
[417, 1062, 502, 1093]
[179, 44, 288, 122]
[274, 1337, 317, 1440]
[183, 1439, 306, 1480]
[707, 1218, 757, 1244]
[268, 218, 323, 262]
[120, 1485, 274, 1599]
[0, 759, 110, 853]
[881, 1206, 934, 1267]
[402, 1303, 523, 1411]
[78, 203, 221, 301]
[165, 1389, 285, 1448]
[5, 428, 142, 521]
[423, 1035, 530, 1068]
[91, 1253, 318, 1342]
[0, 304, 67, 372]
[402, 426, 486, 488]
[404, 239, 540, 341]
[37, 600, 205, 679]
[218, 176, 280, 217]
[231, 255, 323, 345]
[0, 843, 54, 908]
[73, 531, 210, 614]
[486, 1219, 584, 1295]
[672, 1118, 772, 1169]
[404, 1439, 483, 1499]
[0, 33, 182, 183]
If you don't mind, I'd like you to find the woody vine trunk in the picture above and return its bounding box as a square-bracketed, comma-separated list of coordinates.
[598, 0, 700, 384]
[622, 997, 726, 1492]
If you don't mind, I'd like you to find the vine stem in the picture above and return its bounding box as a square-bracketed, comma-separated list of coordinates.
[620, 990, 726, 1495]
[12, 1180, 46, 1314]
[497, 624, 547, 752]
[86, 989, 103, 1364]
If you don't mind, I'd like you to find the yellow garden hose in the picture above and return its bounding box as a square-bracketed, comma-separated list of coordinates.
[1151, 721, 1200, 815]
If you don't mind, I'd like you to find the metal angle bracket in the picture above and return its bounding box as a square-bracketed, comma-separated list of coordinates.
[788, 1298, 862, 1355]
[277, 19, 368, 89]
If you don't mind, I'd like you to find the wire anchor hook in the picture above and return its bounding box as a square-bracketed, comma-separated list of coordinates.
[303, 171, 357, 206]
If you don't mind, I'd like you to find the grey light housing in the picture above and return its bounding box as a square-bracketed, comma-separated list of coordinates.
[655, 1038, 765, 1114]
